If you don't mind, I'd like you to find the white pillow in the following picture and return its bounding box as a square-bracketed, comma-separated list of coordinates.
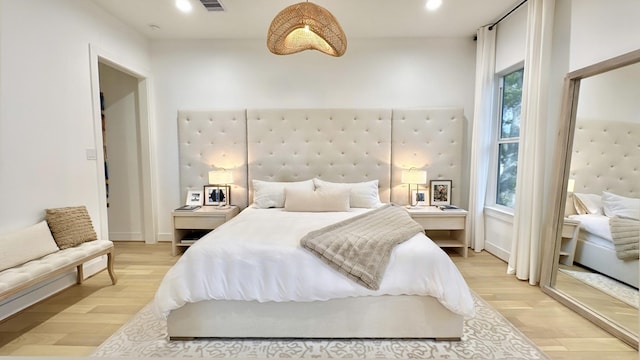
[284, 187, 350, 212]
[573, 193, 603, 215]
[252, 179, 315, 208]
[313, 178, 381, 208]
[602, 191, 640, 220]
[0, 221, 60, 272]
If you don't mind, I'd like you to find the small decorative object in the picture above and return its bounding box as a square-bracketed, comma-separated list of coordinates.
[430, 180, 452, 206]
[185, 190, 203, 206]
[267, 1, 347, 57]
[204, 185, 231, 207]
[411, 189, 428, 207]
[401, 168, 427, 207]
[175, 205, 201, 212]
[208, 169, 234, 208]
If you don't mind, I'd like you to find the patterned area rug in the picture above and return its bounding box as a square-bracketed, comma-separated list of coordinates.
[92, 293, 548, 359]
[559, 268, 639, 309]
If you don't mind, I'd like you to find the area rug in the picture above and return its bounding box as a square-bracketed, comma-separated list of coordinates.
[559, 268, 639, 309]
[91, 293, 548, 359]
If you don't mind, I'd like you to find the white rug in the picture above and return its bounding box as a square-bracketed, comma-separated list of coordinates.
[559, 268, 639, 309]
[91, 293, 548, 359]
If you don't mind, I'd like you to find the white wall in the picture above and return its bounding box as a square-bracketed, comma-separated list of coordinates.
[99, 63, 144, 241]
[151, 38, 477, 239]
[570, 0, 640, 71]
[0, 0, 150, 317]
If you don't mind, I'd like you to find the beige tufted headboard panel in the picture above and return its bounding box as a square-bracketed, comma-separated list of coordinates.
[391, 108, 464, 205]
[246, 109, 393, 203]
[570, 120, 640, 197]
[177, 110, 248, 207]
[178, 107, 466, 208]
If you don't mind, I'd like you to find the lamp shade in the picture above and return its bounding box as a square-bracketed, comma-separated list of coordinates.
[267, 1, 347, 57]
[401, 169, 427, 185]
[567, 178, 575, 193]
[208, 170, 233, 185]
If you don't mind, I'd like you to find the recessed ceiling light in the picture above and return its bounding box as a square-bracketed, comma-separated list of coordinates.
[426, 0, 442, 11]
[176, 0, 193, 13]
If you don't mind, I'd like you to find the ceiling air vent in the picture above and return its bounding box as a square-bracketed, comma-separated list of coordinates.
[199, 0, 224, 11]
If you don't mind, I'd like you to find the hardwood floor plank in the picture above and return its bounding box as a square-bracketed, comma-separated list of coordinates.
[0, 242, 636, 359]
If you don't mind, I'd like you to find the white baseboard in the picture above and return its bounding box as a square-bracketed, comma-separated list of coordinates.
[108, 231, 143, 241]
[484, 242, 510, 262]
[157, 233, 173, 242]
[0, 256, 107, 321]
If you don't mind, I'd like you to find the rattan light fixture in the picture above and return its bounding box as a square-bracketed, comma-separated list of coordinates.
[267, 1, 347, 57]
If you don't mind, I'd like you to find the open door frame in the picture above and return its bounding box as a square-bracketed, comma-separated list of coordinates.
[88, 44, 158, 244]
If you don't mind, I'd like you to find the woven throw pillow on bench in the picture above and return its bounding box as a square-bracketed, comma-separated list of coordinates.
[46, 206, 98, 249]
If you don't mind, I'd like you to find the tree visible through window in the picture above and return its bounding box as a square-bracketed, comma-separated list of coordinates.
[496, 68, 523, 208]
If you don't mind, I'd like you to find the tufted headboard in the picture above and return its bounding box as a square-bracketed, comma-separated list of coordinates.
[569, 120, 640, 197]
[178, 108, 466, 208]
[246, 109, 392, 203]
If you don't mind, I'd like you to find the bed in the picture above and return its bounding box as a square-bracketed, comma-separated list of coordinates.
[159, 108, 474, 339]
[567, 120, 640, 288]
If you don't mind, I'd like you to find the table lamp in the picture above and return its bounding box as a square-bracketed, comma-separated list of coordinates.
[208, 170, 234, 208]
[401, 168, 427, 207]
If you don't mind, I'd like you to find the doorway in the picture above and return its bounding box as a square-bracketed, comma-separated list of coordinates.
[89, 44, 157, 244]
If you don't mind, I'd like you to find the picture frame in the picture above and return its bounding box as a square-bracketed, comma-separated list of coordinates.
[411, 189, 428, 207]
[185, 189, 203, 206]
[430, 180, 452, 206]
[204, 185, 231, 206]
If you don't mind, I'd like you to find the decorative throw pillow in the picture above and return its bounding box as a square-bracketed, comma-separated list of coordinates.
[252, 179, 315, 208]
[313, 179, 382, 208]
[284, 187, 350, 212]
[0, 221, 60, 271]
[573, 193, 603, 215]
[45, 206, 98, 249]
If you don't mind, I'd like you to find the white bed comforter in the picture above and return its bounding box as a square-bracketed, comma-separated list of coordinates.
[153, 207, 475, 319]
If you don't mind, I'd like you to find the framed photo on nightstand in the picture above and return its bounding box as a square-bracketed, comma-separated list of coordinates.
[430, 180, 452, 206]
[185, 189, 203, 206]
[204, 185, 231, 206]
[411, 189, 428, 206]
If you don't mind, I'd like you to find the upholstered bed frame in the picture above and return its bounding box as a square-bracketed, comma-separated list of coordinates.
[569, 119, 640, 287]
[171, 108, 467, 339]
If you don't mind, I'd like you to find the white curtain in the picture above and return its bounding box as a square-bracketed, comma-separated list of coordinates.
[507, 0, 556, 284]
[468, 26, 497, 252]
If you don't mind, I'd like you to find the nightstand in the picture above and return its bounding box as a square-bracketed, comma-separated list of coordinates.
[559, 218, 580, 266]
[406, 207, 468, 257]
[171, 206, 240, 256]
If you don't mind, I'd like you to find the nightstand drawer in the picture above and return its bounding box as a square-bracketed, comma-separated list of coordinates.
[412, 216, 465, 230]
[174, 216, 226, 229]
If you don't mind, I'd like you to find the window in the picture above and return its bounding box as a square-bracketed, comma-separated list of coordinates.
[495, 68, 523, 208]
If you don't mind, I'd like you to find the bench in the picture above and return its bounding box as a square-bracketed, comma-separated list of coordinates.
[0, 208, 117, 303]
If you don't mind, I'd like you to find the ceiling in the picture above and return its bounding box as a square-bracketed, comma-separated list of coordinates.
[91, 0, 520, 40]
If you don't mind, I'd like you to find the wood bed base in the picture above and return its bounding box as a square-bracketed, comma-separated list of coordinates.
[167, 295, 463, 340]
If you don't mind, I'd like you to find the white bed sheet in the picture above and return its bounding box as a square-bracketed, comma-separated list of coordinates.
[568, 214, 613, 243]
[153, 207, 474, 319]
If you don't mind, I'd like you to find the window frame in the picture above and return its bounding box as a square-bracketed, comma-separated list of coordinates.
[487, 65, 524, 212]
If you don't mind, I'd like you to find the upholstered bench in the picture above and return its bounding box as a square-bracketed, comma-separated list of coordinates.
[0, 206, 117, 303]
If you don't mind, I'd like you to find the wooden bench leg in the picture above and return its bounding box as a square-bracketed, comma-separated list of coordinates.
[107, 251, 118, 285]
[76, 264, 84, 284]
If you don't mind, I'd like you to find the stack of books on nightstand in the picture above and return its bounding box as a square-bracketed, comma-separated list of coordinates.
[180, 230, 209, 244]
[438, 205, 460, 210]
[175, 205, 201, 212]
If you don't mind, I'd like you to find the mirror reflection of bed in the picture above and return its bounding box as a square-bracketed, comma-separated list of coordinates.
[554, 60, 640, 337]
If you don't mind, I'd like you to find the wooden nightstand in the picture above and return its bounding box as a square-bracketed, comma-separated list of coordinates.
[171, 206, 240, 256]
[406, 207, 468, 257]
[559, 218, 580, 266]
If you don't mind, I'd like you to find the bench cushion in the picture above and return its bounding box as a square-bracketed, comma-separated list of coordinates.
[46, 206, 98, 249]
[0, 221, 59, 272]
[0, 240, 113, 294]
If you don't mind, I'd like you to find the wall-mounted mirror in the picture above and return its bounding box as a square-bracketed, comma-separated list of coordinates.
[542, 49, 640, 349]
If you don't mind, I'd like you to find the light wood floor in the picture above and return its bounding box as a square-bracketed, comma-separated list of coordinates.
[0, 242, 637, 359]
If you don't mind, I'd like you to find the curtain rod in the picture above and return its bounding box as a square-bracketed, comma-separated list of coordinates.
[488, 0, 528, 31]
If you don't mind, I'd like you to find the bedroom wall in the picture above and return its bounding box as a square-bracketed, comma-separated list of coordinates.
[151, 38, 477, 240]
[0, 0, 150, 318]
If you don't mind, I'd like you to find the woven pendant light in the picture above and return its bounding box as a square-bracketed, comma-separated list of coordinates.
[267, 1, 347, 57]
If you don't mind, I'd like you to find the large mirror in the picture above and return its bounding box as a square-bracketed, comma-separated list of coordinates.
[542, 49, 640, 348]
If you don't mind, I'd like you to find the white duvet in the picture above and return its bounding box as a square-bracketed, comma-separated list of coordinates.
[153, 206, 475, 319]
